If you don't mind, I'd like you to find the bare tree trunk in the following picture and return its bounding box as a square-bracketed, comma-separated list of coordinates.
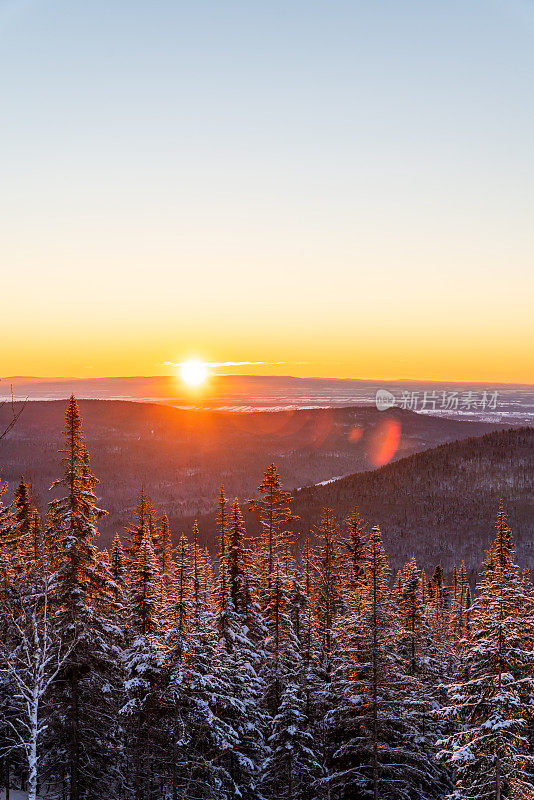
[0, 388, 27, 443]
[5, 756, 10, 800]
[27, 690, 39, 800]
[70, 670, 80, 800]
[172, 730, 178, 800]
[288, 752, 293, 800]
[410, 615, 416, 675]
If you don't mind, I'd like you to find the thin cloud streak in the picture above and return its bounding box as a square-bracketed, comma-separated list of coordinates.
[163, 360, 287, 368]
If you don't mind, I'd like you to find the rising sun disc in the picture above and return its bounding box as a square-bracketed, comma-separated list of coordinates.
[180, 359, 208, 387]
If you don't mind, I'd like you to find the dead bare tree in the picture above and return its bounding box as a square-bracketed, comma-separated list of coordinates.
[0, 385, 27, 443]
[0, 576, 76, 800]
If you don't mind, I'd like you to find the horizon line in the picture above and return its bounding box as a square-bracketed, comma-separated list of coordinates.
[1, 374, 534, 387]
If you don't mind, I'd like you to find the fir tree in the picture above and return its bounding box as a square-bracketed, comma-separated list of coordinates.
[218, 506, 266, 797]
[121, 627, 164, 800]
[300, 533, 315, 666]
[312, 507, 343, 670]
[190, 522, 214, 636]
[219, 643, 266, 800]
[449, 560, 471, 647]
[158, 511, 174, 594]
[438, 506, 534, 800]
[227, 500, 248, 620]
[45, 396, 122, 800]
[123, 486, 157, 564]
[123, 518, 165, 800]
[111, 532, 126, 585]
[164, 529, 237, 800]
[13, 476, 33, 559]
[0, 480, 18, 582]
[250, 464, 296, 602]
[167, 533, 193, 663]
[27, 510, 44, 568]
[261, 683, 322, 800]
[216, 485, 230, 640]
[325, 526, 448, 800]
[397, 555, 424, 675]
[342, 505, 367, 608]
[295, 532, 322, 725]
[262, 562, 300, 713]
[129, 524, 160, 635]
[425, 562, 449, 653]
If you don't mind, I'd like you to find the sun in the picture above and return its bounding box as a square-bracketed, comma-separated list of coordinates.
[180, 359, 208, 387]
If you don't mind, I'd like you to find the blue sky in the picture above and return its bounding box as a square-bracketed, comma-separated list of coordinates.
[1, 0, 533, 380]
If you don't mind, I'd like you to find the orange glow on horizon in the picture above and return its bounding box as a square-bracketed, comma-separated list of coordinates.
[3, 337, 534, 385]
[2, 321, 533, 385]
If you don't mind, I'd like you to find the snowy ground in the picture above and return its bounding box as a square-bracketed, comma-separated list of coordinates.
[315, 475, 344, 486]
[1, 792, 30, 800]
[0, 792, 46, 800]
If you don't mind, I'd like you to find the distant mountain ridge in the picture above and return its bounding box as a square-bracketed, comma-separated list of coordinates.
[1, 375, 532, 424]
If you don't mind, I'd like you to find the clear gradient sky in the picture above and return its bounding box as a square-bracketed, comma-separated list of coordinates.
[2, 0, 533, 382]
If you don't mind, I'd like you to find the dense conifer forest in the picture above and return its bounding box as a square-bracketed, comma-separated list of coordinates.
[290, 427, 533, 576]
[191, 427, 533, 580]
[1, 398, 533, 800]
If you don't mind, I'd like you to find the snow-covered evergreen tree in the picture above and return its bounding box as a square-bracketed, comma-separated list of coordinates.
[128, 524, 161, 635]
[0, 479, 20, 580]
[397, 555, 424, 675]
[311, 507, 343, 671]
[45, 396, 123, 800]
[250, 464, 296, 604]
[262, 562, 300, 713]
[111, 532, 126, 585]
[438, 505, 534, 800]
[163, 529, 238, 800]
[448, 560, 472, 649]
[216, 485, 231, 642]
[217, 501, 267, 798]
[123, 486, 157, 564]
[261, 683, 322, 800]
[157, 510, 174, 597]
[121, 631, 164, 800]
[167, 533, 193, 660]
[342, 505, 367, 609]
[325, 526, 449, 800]
[13, 476, 34, 562]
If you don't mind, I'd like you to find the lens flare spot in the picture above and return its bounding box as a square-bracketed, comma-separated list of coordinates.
[309, 408, 334, 448]
[367, 417, 401, 467]
[348, 425, 363, 444]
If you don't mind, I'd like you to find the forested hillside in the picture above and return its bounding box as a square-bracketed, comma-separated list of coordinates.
[290, 427, 533, 578]
[0, 398, 533, 800]
[0, 400, 501, 544]
[186, 427, 532, 578]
